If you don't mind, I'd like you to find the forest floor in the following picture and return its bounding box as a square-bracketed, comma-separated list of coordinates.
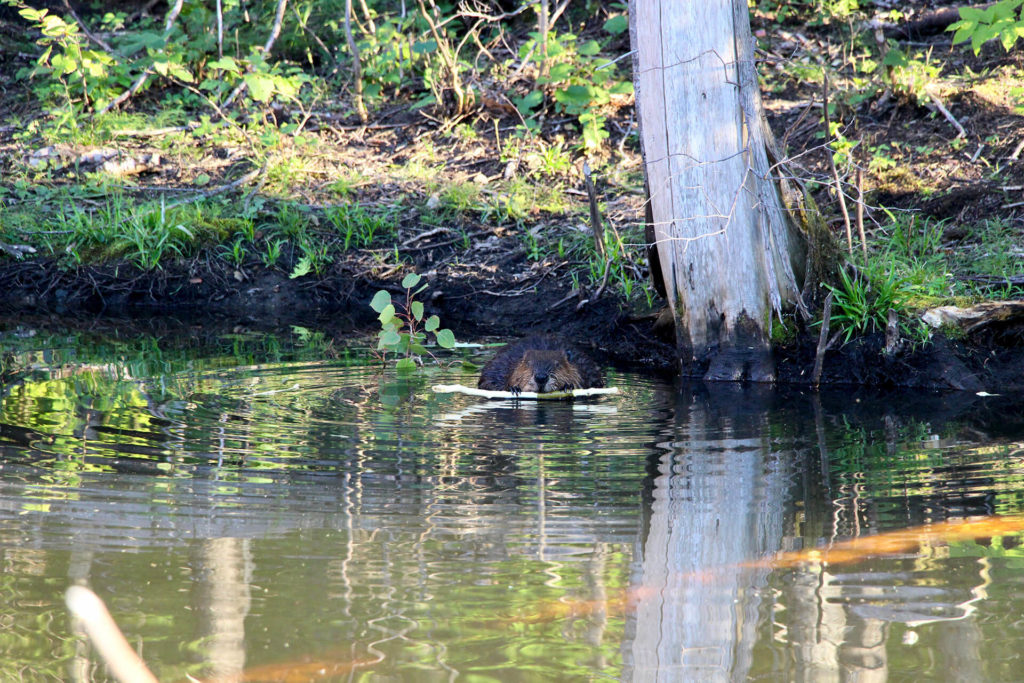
[2, 4, 1024, 391]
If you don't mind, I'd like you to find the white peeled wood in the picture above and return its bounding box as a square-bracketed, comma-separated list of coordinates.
[630, 1, 803, 379]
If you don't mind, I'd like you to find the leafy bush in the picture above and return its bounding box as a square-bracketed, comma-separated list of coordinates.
[949, 0, 1024, 54]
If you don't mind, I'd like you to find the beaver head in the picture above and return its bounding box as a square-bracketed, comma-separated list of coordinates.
[506, 349, 584, 394]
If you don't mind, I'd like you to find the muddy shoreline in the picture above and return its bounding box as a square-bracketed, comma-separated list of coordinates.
[4, 256, 1024, 393]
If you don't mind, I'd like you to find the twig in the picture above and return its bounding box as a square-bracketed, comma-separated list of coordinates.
[432, 384, 619, 400]
[216, 0, 224, 58]
[822, 74, 854, 256]
[925, 87, 966, 138]
[548, 289, 580, 311]
[99, 0, 185, 114]
[812, 291, 834, 388]
[294, 5, 335, 66]
[62, 0, 113, 52]
[583, 161, 606, 261]
[1010, 139, 1024, 160]
[856, 167, 867, 265]
[223, 0, 289, 108]
[344, 0, 368, 123]
[110, 124, 196, 137]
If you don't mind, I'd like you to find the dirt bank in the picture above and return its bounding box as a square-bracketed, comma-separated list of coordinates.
[5, 252, 1024, 393]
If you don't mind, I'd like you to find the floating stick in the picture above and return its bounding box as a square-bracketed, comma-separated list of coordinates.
[65, 586, 159, 683]
[432, 384, 619, 400]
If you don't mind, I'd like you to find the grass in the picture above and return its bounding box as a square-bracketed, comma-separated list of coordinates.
[324, 203, 399, 249]
[821, 209, 1024, 343]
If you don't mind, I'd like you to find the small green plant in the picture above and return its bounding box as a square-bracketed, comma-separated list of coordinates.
[325, 204, 397, 249]
[262, 238, 284, 267]
[221, 238, 248, 267]
[514, 14, 633, 151]
[369, 272, 456, 371]
[880, 46, 942, 103]
[819, 267, 917, 343]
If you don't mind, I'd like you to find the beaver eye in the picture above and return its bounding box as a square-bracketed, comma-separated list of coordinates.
[565, 350, 575, 362]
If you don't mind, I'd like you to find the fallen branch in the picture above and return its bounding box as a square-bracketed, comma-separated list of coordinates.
[432, 384, 619, 400]
[0, 242, 36, 259]
[867, 5, 979, 39]
[925, 87, 966, 139]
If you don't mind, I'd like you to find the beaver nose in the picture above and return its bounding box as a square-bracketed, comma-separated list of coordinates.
[534, 372, 548, 387]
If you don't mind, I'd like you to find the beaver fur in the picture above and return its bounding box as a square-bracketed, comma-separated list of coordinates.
[478, 336, 604, 394]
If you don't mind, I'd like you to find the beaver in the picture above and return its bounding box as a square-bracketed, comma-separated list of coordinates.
[478, 336, 604, 394]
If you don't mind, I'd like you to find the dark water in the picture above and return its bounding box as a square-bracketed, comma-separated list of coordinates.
[2, 323, 1024, 682]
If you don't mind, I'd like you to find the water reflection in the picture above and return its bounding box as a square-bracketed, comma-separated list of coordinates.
[1, 324, 1024, 681]
[625, 385, 783, 682]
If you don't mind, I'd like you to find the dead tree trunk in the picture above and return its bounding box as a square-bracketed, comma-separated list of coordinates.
[629, 1, 807, 382]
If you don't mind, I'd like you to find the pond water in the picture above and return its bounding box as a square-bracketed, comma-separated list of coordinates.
[2, 322, 1024, 682]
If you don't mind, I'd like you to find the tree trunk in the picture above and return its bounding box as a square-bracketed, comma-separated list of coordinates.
[629, 1, 806, 382]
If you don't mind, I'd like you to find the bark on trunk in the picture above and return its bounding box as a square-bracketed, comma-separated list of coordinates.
[629, 0, 806, 382]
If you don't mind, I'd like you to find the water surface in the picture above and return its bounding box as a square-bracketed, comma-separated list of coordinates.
[2, 322, 1024, 681]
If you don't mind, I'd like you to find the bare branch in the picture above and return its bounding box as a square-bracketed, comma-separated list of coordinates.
[99, 0, 185, 114]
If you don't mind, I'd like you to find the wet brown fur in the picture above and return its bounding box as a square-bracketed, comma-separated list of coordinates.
[478, 336, 604, 394]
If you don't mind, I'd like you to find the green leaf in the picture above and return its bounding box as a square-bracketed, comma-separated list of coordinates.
[395, 357, 417, 372]
[168, 62, 194, 83]
[194, 173, 211, 186]
[554, 84, 592, 107]
[410, 93, 435, 109]
[950, 22, 975, 45]
[608, 81, 634, 95]
[513, 90, 543, 113]
[244, 72, 275, 102]
[578, 39, 601, 56]
[548, 63, 573, 82]
[1001, 27, 1019, 50]
[19, 8, 46, 22]
[604, 15, 628, 35]
[957, 7, 987, 22]
[435, 328, 456, 349]
[380, 328, 401, 346]
[411, 300, 424, 321]
[425, 314, 440, 332]
[208, 56, 240, 74]
[410, 343, 428, 355]
[378, 303, 395, 325]
[370, 289, 392, 312]
[401, 272, 421, 289]
[289, 255, 312, 279]
[413, 40, 437, 54]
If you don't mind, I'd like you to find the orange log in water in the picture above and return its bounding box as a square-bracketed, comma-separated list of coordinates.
[509, 515, 1024, 626]
[198, 655, 376, 683]
[751, 514, 1024, 570]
